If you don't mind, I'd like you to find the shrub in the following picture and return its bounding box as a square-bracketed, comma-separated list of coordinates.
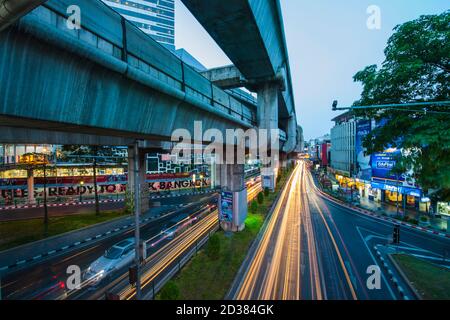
[159, 281, 180, 300]
[250, 200, 258, 213]
[206, 234, 221, 260]
[257, 192, 264, 205]
[264, 187, 270, 197]
[124, 190, 134, 214]
[419, 216, 429, 222]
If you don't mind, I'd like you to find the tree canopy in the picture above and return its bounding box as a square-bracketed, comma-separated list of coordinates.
[353, 10, 450, 200]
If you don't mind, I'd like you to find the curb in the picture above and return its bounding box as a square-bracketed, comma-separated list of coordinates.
[386, 252, 422, 300]
[374, 246, 410, 300]
[0, 198, 124, 211]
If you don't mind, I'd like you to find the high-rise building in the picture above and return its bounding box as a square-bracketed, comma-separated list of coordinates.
[102, 0, 175, 50]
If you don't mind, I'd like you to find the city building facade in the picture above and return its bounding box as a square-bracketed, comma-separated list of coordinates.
[330, 112, 356, 176]
[329, 112, 430, 213]
[102, 0, 175, 50]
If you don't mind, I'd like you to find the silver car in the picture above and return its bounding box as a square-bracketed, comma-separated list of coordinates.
[85, 238, 135, 285]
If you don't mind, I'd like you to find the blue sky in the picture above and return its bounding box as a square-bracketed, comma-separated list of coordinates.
[175, 0, 449, 140]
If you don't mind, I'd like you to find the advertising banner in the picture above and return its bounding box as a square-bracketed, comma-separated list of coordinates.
[371, 151, 405, 181]
[356, 120, 371, 180]
[219, 191, 233, 222]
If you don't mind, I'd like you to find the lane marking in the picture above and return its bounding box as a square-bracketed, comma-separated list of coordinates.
[356, 227, 397, 299]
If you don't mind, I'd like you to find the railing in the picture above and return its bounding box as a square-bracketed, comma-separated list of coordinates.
[24, 2, 256, 126]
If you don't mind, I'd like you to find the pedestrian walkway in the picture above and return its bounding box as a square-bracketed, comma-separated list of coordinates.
[357, 198, 447, 232]
[315, 171, 448, 233]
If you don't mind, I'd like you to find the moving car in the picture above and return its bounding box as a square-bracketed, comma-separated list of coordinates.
[84, 238, 135, 286]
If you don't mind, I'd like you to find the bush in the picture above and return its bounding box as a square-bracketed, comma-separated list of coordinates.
[264, 187, 270, 197]
[124, 190, 134, 214]
[159, 281, 180, 300]
[420, 216, 430, 222]
[206, 234, 221, 260]
[257, 192, 264, 205]
[410, 219, 419, 225]
[250, 200, 258, 213]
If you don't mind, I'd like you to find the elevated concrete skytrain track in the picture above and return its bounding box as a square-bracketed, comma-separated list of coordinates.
[0, 0, 301, 230]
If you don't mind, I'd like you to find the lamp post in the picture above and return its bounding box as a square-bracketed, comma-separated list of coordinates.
[396, 174, 400, 217]
[79, 180, 84, 203]
[93, 155, 99, 216]
[192, 174, 196, 192]
[43, 159, 48, 228]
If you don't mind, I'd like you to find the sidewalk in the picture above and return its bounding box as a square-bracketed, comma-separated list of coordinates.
[315, 172, 448, 233]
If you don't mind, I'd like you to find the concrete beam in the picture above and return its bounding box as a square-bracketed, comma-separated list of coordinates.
[0, 126, 136, 146]
[0, 0, 46, 32]
[200, 65, 247, 89]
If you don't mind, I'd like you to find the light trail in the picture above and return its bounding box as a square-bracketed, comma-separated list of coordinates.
[236, 164, 303, 299]
[235, 161, 358, 300]
[120, 212, 218, 300]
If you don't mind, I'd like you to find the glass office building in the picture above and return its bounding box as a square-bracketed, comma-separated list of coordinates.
[102, 0, 175, 50]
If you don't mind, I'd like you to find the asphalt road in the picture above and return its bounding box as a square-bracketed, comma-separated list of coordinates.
[1, 181, 263, 300]
[235, 161, 450, 300]
[1, 194, 217, 300]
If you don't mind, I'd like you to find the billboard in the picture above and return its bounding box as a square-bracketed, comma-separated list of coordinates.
[219, 191, 233, 222]
[371, 151, 405, 181]
[356, 120, 371, 180]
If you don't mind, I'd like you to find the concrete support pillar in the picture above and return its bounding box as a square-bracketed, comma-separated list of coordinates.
[127, 146, 149, 214]
[257, 82, 280, 191]
[217, 163, 247, 232]
[27, 169, 35, 204]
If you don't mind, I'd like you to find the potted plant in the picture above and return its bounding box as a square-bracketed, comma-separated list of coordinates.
[419, 215, 430, 227]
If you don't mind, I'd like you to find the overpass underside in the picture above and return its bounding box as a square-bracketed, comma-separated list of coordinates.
[0, 2, 256, 144]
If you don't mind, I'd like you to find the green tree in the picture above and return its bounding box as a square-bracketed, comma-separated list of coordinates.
[353, 11, 450, 200]
[250, 200, 258, 213]
[257, 192, 264, 204]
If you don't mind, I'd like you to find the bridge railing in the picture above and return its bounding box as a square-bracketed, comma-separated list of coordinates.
[21, 0, 256, 127]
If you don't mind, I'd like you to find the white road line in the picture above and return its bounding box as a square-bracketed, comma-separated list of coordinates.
[356, 226, 397, 300]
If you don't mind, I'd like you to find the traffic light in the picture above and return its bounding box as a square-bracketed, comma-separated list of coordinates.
[393, 224, 400, 244]
[332, 100, 338, 111]
[129, 265, 138, 285]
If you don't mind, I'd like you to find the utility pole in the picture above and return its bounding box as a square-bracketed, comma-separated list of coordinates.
[93, 152, 99, 216]
[133, 141, 141, 299]
[43, 160, 48, 234]
[396, 174, 400, 217]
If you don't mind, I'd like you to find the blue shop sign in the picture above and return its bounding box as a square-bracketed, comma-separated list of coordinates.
[371, 181, 422, 197]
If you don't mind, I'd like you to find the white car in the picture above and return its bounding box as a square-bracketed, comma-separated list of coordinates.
[85, 238, 135, 285]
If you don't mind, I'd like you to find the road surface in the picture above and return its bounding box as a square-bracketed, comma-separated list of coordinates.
[234, 162, 450, 300]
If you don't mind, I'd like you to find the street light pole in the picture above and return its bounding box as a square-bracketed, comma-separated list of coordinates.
[43, 161, 48, 233]
[79, 181, 84, 203]
[396, 174, 400, 217]
[93, 156, 99, 216]
[133, 141, 141, 299]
